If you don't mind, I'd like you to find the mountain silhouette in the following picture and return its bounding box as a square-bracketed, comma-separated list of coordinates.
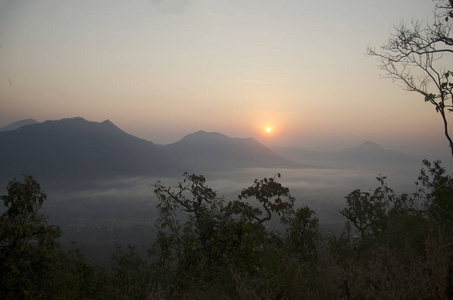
[0, 118, 301, 185]
[0, 119, 38, 131]
[0, 117, 180, 183]
[272, 141, 420, 170]
[164, 130, 302, 171]
[353, 141, 381, 151]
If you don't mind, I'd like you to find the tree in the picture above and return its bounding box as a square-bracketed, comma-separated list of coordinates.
[367, 0, 453, 159]
[110, 244, 151, 299]
[284, 206, 319, 261]
[415, 159, 453, 236]
[150, 173, 232, 293]
[0, 176, 64, 298]
[233, 173, 295, 225]
[340, 176, 395, 241]
[414, 159, 453, 299]
[149, 173, 303, 297]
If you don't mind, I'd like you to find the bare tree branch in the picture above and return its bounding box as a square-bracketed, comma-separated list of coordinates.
[367, 3, 453, 159]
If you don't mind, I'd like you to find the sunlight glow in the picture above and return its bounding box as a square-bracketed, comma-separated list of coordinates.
[266, 127, 272, 133]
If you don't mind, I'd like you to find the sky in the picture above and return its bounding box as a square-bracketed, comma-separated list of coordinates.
[0, 0, 452, 161]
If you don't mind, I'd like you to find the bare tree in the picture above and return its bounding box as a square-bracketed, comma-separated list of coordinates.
[367, 0, 453, 159]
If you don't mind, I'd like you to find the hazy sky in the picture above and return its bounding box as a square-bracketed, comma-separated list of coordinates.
[0, 0, 452, 160]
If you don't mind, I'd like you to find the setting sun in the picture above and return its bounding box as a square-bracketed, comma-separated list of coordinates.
[266, 127, 272, 133]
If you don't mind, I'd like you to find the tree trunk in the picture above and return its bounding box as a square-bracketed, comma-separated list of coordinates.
[439, 109, 453, 160]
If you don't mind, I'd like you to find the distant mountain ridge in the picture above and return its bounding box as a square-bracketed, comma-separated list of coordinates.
[0, 119, 38, 131]
[353, 141, 381, 151]
[271, 141, 420, 170]
[0, 118, 300, 184]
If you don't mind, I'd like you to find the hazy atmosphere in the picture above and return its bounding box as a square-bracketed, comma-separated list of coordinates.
[2, 1, 453, 298]
[0, 0, 451, 161]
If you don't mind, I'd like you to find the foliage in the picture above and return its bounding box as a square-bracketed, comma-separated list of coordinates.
[64, 244, 115, 299]
[110, 244, 151, 300]
[0, 175, 64, 298]
[367, 1, 453, 294]
[416, 159, 453, 236]
[144, 164, 453, 298]
[148, 172, 316, 298]
[232, 174, 295, 224]
[340, 176, 395, 241]
[2, 161, 452, 299]
[283, 206, 319, 261]
[0, 176, 116, 299]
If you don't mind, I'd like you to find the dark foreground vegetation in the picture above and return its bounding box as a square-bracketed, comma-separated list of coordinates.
[1, 160, 452, 299]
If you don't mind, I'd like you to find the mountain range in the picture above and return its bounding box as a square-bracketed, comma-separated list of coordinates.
[271, 141, 420, 169]
[0, 117, 420, 185]
[0, 118, 299, 184]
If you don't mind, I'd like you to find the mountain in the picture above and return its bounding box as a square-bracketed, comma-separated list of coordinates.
[164, 131, 302, 172]
[0, 119, 38, 131]
[337, 141, 419, 166]
[272, 141, 421, 170]
[0, 118, 301, 185]
[0, 117, 181, 183]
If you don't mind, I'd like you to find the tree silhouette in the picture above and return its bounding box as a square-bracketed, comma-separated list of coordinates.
[0, 176, 63, 298]
[368, 0, 453, 159]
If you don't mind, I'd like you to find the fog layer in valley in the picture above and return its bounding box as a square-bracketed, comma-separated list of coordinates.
[39, 165, 421, 267]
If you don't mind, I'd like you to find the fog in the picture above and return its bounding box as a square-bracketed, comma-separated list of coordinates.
[35, 165, 422, 267]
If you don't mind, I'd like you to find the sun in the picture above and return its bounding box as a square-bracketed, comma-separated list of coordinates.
[266, 127, 272, 133]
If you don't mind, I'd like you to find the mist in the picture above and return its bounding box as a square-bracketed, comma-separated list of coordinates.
[36, 165, 422, 267]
